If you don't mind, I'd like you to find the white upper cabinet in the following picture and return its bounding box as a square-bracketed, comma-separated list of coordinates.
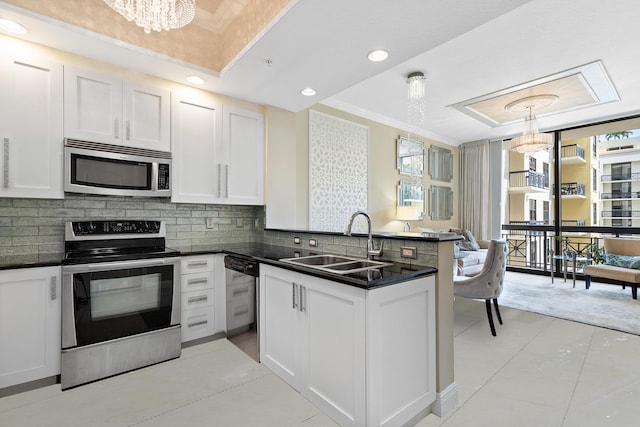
[0, 52, 64, 199]
[171, 92, 265, 205]
[171, 91, 223, 204]
[223, 106, 265, 205]
[64, 66, 170, 152]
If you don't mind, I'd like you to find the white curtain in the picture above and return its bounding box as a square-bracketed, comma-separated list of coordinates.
[459, 139, 491, 239]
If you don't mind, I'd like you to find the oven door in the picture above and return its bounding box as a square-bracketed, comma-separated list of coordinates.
[62, 257, 180, 349]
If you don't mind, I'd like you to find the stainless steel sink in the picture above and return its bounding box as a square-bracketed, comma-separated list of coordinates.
[279, 254, 393, 275]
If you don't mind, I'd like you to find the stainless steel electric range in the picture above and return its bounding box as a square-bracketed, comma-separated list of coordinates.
[60, 220, 181, 390]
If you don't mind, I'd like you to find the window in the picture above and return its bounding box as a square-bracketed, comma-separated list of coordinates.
[612, 200, 631, 217]
[529, 199, 537, 221]
[611, 162, 631, 181]
[612, 182, 631, 198]
[612, 218, 632, 227]
[529, 156, 537, 172]
[592, 168, 597, 192]
[593, 203, 597, 225]
[543, 201, 550, 223]
[543, 162, 549, 188]
[592, 136, 597, 158]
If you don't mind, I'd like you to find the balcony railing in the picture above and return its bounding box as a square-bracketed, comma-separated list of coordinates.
[601, 172, 640, 182]
[560, 182, 585, 196]
[601, 210, 640, 218]
[509, 170, 549, 189]
[601, 191, 640, 199]
[500, 224, 640, 274]
[561, 144, 585, 160]
[561, 219, 586, 226]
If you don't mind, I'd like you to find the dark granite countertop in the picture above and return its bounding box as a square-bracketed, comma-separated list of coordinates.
[0, 243, 437, 289]
[178, 242, 437, 289]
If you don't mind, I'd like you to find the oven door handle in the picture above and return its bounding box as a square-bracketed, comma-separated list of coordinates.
[63, 257, 179, 272]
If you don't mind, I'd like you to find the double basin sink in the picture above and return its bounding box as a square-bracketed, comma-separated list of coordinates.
[279, 254, 393, 275]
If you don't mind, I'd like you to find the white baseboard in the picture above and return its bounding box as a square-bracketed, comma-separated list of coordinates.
[432, 382, 459, 417]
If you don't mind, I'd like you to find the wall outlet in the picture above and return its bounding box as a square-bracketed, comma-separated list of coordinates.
[206, 218, 214, 229]
[293, 236, 301, 245]
[309, 238, 318, 247]
[400, 246, 417, 259]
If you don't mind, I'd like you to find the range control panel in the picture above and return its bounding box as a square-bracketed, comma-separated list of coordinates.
[70, 220, 162, 236]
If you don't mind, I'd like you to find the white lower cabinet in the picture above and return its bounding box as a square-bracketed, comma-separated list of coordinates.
[0, 266, 61, 389]
[180, 255, 225, 343]
[259, 264, 436, 427]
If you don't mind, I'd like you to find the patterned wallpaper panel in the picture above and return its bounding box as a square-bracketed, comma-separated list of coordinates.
[308, 110, 369, 232]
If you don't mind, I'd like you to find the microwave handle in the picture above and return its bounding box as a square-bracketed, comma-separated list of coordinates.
[151, 163, 159, 191]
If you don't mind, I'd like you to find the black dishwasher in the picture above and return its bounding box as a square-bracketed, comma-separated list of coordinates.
[224, 255, 259, 362]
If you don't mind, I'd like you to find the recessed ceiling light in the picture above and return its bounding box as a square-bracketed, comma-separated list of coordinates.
[186, 75, 205, 85]
[301, 87, 316, 97]
[367, 49, 389, 62]
[0, 18, 27, 34]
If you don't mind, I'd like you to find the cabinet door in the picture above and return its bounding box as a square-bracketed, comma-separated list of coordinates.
[122, 81, 170, 152]
[0, 266, 61, 388]
[0, 53, 63, 199]
[222, 106, 265, 205]
[259, 264, 301, 386]
[171, 92, 223, 203]
[300, 275, 366, 427]
[64, 66, 122, 144]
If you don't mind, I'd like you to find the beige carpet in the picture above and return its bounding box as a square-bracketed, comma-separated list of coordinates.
[499, 271, 640, 335]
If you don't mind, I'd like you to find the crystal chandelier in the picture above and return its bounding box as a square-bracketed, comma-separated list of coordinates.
[406, 71, 426, 131]
[506, 95, 558, 153]
[103, 0, 196, 34]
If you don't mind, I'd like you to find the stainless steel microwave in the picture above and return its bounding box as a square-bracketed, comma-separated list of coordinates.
[64, 139, 171, 197]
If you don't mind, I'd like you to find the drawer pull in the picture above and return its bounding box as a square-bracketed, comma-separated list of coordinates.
[187, 319, 208, 327]
[188, 295, 208, 303]
[187, 278, 208, 286]
[234, 308, 249, 317]
[232, 288, 249, 296]
[187, 261, 208, 268]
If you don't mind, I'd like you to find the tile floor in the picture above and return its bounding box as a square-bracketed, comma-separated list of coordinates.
[2, 272, 639, 426]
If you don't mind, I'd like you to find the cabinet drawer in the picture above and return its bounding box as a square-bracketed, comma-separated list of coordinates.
[181, 307, 215, 342]
[181, 271, 214, 292]
[181, 256, 214, 274]
[227, 300, 254, 331]
[182, 288, 214, 311]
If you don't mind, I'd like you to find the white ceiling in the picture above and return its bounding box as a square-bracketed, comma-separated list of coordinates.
[1, 0, 639, 146]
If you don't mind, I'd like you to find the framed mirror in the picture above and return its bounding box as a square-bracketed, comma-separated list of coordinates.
[429, 145, 453, 182]
[397, 136, 425, 177]
[429, 185, 453, 220]
[398, 181, 426, 219]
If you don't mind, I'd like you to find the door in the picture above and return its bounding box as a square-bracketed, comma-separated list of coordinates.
[259, 264, 300, 386]
[64, 66, 122, 144]
[0, 266, 61, 388]
[171, 92, 223, 203]
[122, 81, 170, 151]
[223, 106, 265, 205]
[0, 53, 63, 199]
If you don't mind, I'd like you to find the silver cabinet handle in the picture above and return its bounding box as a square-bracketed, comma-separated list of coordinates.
[114, 118, 119, 139]
[234, 308, 249, 316]
[188, 261, 208, 268]
[217, 163, 221, 197]
[299, 285, 305, 312]
[292, 283, 298, 309]
[2, 138, 8, 189]
[188, 320, 208, 327]
[232, 287, 249, 296]
[225, 164, 229, 197]
[126, 120, 130, 140]
[187, 295, 208, 303]
[187, 278, 208, 286]
[50, 276, 57, 300]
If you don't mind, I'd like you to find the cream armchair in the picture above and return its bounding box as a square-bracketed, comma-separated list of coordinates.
[453, 239, 508, 336]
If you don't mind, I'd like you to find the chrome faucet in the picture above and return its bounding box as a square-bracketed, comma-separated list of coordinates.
[344, 210, 383, 259]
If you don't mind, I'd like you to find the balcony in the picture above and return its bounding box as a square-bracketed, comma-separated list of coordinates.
[600, 191, 640, 200]
[601, 172, 640, 182]
[508, 170, 549, 194]
[561, 144, 586, 165]
[560, 182, 585, 198]
[601, 210, 640, 218]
